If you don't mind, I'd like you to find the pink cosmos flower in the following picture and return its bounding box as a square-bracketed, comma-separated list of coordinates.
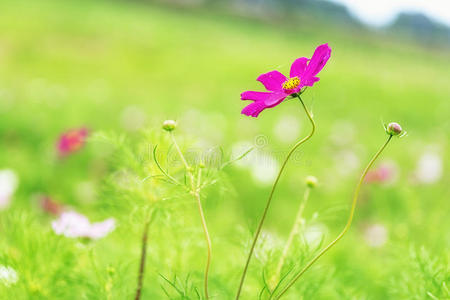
[52, 211, 115, 240]
[365, 163, 397, 184]
[40, 196, 64, 216]
[241, 43, 331, 117]
[57, 128, 89, 156]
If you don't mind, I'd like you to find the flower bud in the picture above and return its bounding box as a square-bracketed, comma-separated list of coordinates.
[305, 175, 318, 188]
[107, 267, 116, 276]
[162, 120, 177, 132]
[386, 122, 402, 136]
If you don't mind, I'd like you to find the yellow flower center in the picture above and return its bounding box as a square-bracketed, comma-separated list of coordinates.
[282, 77, 300, 90]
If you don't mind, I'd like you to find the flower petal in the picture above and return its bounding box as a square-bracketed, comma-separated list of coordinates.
[241, 91, 287, 117]
[290, 57, 309, 78]
[302, 43, 331, 85]
[257, 70, 287, 92]
[302, 76, 320, 87]
[241, 101, 268, 118]
[241, 91, 273, 102]
[264, 91, 287, 107]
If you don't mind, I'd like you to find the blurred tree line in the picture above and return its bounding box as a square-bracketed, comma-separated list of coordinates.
[136, 0, 450, 46]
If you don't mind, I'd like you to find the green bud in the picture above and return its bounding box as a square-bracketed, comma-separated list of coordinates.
[305, 175, 318, 188]
[162, 120, 177, 132]
[107, 266, 115, 276]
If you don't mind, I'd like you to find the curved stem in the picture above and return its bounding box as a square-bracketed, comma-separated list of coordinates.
[170, 133, 190, 170]
[271, 187, 311, 290]
[170, 133, 211, 299]
[195, 188, 212, 300]
[153, 145, 182, 186]
[235, 95, 316, 299]
[274, 135, 393, 299]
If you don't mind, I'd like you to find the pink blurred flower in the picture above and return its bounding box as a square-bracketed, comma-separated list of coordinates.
[40, 196, 64, 216]
[241, 43, 331, 117]
[365, 163, 398, 184]
[52, 211, 115, 240]
[57, 128, 89, 156]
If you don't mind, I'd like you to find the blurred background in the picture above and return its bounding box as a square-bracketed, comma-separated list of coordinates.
[0, 0, 449, 298]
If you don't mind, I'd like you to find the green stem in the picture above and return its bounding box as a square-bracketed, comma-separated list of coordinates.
[170, 133, 191, 177]
[271, 187, 311, 290]
[274, 135, 393, 299]
[134, 217, 152, 300]
[235, 95, 316, 299]
[170, 133, 211, 300]
[195, 184, 212, 300]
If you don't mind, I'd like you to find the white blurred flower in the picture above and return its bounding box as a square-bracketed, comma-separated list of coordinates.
[251, 153, 279, 185]
[414, 152, 443, 184]
[273, 115, 301, 143]
[87, 218, 116, 240]
[334, 150, 360, 176]
[304, 224, 327, 248]
[254, 230, 282, 263]
[0, 169, 19, 210]
[52, 211, 91, 238]
[364, 223, 388, 248]
[52, 211, 115, 240]
[0, 265, 18, 286]
[120, 105, 147, 131]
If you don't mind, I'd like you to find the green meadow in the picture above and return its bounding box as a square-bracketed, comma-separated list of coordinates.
[0, 0, 449, 298]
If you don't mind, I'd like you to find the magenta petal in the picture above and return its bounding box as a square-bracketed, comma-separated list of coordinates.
[264, 91, 287, 107]
[241, 91, 287, 117]
[290, 57, 309, 78]
[241, 91, 273, 101]
[303, 43, 331, 82]
[241, 101, 268, 118]
[257, 70, 287, 92]
[302, 76, 320, 87]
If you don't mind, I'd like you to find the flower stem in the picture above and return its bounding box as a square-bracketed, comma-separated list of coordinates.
[135, 217, 152, 300]
[170, 133, 211, 300]
[195, 182, 212, 300]
[273, 135, 393, 299]
[235, 95, 315, 299]
[271, 186, 311, 289]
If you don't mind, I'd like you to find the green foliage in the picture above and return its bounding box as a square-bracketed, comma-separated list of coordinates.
[0, 0, 449, 298]
[389, 246, 450, 299]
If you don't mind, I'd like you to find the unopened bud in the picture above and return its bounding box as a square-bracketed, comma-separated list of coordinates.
[162, 120, 177, 132]
[386, 122, 402, 136]
[305, 175, 318, 188]
[107, 267, 115, 276]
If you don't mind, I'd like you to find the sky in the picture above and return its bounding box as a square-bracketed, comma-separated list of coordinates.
[328, 0, 450, 27]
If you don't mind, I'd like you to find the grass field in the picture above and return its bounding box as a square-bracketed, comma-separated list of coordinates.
[0, 0, 449, 299]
